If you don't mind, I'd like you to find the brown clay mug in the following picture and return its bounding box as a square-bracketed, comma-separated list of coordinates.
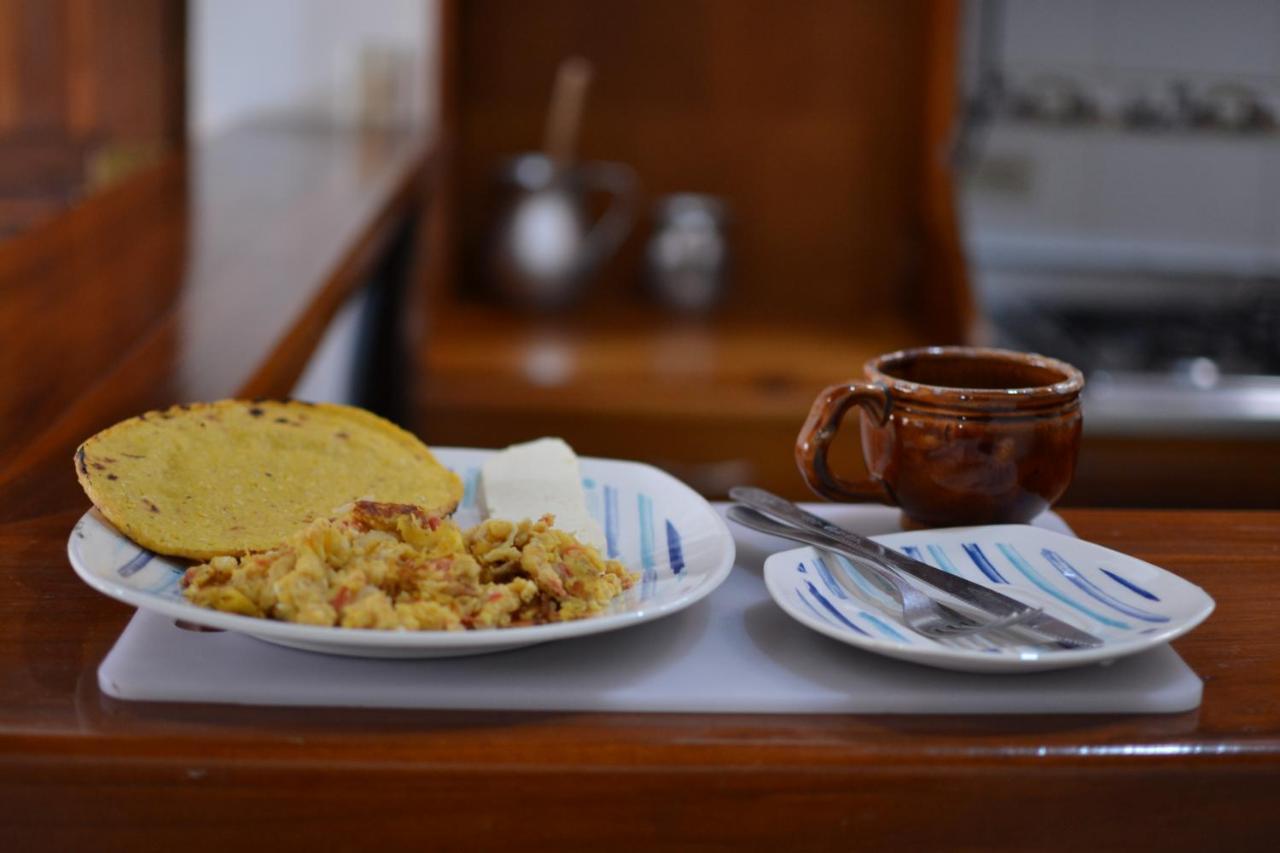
[795, 346, 1084, 528]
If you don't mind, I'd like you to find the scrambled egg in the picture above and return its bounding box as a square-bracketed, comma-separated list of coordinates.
[181, 500, 637, 630]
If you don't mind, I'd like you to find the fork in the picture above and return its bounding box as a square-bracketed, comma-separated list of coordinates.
[726, 505, 1043, 640]
[826, 544, 1039, 640]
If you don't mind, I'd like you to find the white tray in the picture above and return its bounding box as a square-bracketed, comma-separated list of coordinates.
[97, 505, 1203, 714]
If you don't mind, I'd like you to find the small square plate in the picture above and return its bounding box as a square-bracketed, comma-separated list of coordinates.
[763, 524, 1214, 673]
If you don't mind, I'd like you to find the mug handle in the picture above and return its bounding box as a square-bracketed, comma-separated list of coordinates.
[576, 161, 637, 277]
[795, 381, 894, 504]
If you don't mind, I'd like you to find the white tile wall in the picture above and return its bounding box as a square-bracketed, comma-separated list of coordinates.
[1085, 133, 1268, 250]
[964, 0, 1280, 273]
[190, 0, 438, 137]
[1003, 0, 1101, 71]
[1001, 0, 1280, 78]
[1097, 0, 1280, 78]
[962, 126, 1092, 238]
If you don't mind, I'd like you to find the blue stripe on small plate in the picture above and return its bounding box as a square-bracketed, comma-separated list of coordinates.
[804, 581, 870, 636]
[927, 544, 961, 575]
[1101, 567, 1161, 601]
[830, 554, 892, 605]
[996, 543, 1131, 629]
[961, 543, 1009, 584]
[856, 609, 910, 642]
[1041, 549, 1169, 623]
[812, 556, 848, 600]
[796, 589, 837, 627]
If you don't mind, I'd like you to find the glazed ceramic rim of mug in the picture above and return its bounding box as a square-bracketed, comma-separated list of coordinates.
[865, 346, 1084, 404]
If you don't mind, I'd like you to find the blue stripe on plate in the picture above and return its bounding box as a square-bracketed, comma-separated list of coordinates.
[903, 545, 925, 561]
[813, 556, 849, 600]
[805, 581, 870, 636]
[603, 485, 619, 559]
[1101, 567, 1161, 601]
[796, 589, 836, 626]
[459, 467, 480, 510]
[665, 520, 685, 575]
[117, 548, 155, 578]
[995, 543, 1131, 630]
[1041, 549, 1169, 623]
[150, 569, 184, 596]
[927, 544, 961, 575]
[857, 610, 910, 642]
[637, 493, 657, 598]
[831, 554, 891, 605]
[961, 543, 1009, 584]
[584, 479, 602, 527]
[829, 556, 909, 627]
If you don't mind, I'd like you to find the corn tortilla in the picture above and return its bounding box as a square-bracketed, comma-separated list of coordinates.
[74, 400, 463, 560]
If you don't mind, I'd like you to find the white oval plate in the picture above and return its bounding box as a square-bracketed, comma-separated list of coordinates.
[763, 524, 1214, 673]
[68, 447, 735, 658]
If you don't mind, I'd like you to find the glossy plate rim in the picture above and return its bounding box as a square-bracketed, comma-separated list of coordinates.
[67, 448, 736, 655]
[762, 524, 1215, 674]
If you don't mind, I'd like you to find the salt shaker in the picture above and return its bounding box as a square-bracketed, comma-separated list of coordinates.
[645, 194, 729, 314]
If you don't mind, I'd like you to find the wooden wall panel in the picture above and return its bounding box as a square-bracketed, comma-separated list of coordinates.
[0, 0, 69, 132]
[415, 1, 975, 497]
[0, 0, 185, 236]
[0, 0, 184, 141]
[445, 0, 940, 325]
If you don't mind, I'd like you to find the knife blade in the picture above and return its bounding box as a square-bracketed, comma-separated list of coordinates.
[729, 486, 1104, 649]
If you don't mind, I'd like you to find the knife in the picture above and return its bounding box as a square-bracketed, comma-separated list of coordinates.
[729, 486, 1104, 649]
[729, 505, 1048, 636]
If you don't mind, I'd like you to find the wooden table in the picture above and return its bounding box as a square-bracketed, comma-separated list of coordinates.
[3, 127, 1280, 851]
[3, 509, 1278, 849]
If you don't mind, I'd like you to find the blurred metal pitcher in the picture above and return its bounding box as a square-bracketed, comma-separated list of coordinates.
[486, 56, 637, 310]
[487, 152, 636, 310]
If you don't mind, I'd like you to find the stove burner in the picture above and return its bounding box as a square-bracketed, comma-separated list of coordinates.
[988, 292, 1280, 379]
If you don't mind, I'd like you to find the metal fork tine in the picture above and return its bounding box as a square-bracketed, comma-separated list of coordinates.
[828, 547, 1041, 642]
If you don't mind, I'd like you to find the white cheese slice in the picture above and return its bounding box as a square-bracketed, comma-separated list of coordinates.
[478, 437, 606, 551]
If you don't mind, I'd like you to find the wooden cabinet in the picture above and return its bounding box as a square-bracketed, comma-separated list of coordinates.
[412, 0, 970, 498]
[417, 307, 926, 498]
